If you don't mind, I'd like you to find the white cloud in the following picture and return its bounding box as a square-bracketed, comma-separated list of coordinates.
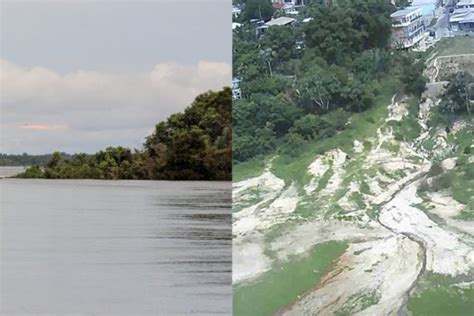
[0, 59, 231, 154]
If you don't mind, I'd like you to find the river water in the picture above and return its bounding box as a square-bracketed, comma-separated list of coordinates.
[0, 177, 231, 315]
[0, 166, 25, 178]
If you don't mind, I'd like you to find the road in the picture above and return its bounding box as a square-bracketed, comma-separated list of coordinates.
[433, 5, 451, 38]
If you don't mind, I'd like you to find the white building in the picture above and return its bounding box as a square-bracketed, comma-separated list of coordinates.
[257, 16, 296, 36]
[232, 78, 242, 100]
[232, 22, 242, 30]
[449, 0, 474, 31]
[232, 5, 241, 18]
[272, 0, 305, 8]
[264, 16, 296, 27]
[390, 7, 426, 49]
[282, 4, 299, 15]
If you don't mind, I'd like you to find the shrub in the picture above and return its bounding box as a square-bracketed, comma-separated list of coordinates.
[428, 162, 443, 177]
[431, 173, 453, 191]
[16, 165, 45, 179]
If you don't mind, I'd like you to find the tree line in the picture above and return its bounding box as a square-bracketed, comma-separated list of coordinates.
[16, 88, 231, 180]
[0, 153, 73, 167]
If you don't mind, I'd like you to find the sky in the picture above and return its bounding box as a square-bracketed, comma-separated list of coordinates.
[0, 0, 231, 154]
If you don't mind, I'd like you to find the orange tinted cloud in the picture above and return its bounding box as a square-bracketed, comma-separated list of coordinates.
[19, 124, 67, 130]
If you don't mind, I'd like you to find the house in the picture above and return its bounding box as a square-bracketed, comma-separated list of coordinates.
[390, 7, 426, 49]
[265, 16, 297, 27]
[449, 0, 474, 31]
[232, 78, 242, 100]
[272, 0, 305, 9]
[232, 22, 242, 30]
[411, 0, 437, 25]
[232, 5, 241, 18]
[256, 16, 296, 36]
[282, 4, 299, 15]
[391, 0, 413, 5]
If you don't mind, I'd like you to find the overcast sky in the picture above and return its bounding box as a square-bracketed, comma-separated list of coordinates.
[0, 0, 231, 154]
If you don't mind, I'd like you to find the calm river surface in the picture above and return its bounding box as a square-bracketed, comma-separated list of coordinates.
[0, 166, 26, 178]
[0, 177, 231, 315]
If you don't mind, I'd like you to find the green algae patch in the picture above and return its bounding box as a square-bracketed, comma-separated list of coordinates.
[233, 241, 348, 316]
[408, 286, 474, 316]
[408, 273, 474, 316]
[233, 158, 266, 182]
[435, 36, 474, 57]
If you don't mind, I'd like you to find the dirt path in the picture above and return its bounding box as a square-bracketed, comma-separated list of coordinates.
[372, 173, 428, 316]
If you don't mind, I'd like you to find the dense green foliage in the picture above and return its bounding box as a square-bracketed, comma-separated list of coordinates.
[14, 165, 46, 178]
[240, 0, 274, 22]
[16, 88, 231, 180]
[408, 273, 474, 316]
[233, 0, 426, 162]
[145, 88, 232, 180]
[440, 71, 473, 116]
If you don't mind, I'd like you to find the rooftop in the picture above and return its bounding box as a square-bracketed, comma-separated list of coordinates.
[391, 7, 421, 18]
[265, 16, 296, 26]
[457, 0, 474, 6]
[232, 22, 242, 30]
[455, 11, 474, 23]
[450, 10, 474, 22]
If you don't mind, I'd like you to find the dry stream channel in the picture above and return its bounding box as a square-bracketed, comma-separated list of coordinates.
[233, 52, 474, 315]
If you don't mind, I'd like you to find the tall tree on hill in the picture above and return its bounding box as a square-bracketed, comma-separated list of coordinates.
[441, 72, 474, 117]
[242, 0, 274, 21]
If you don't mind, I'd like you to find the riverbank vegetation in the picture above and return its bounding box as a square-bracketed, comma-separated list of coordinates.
[15, 88, 231, 180]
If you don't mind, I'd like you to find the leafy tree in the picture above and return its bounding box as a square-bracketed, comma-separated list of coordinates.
[396, 53, 427, 96]
[242, 0, 274, 21]
[261, 26, 295, 66]
[16, 165, 45, 178]
[441, 72, 474, 116]
[395, 0, 410, 8]
[304, 1, 393, 64]
[145, 88, 231, 180]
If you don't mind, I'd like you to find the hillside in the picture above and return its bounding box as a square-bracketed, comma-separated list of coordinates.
[233, 16, 473, 316]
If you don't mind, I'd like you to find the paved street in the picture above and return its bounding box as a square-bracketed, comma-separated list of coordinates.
[433, 5, 451, 38]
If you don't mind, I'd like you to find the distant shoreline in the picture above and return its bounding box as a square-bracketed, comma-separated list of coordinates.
[0, 166, 230, 182]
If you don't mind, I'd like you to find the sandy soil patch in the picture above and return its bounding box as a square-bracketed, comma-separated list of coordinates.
[353, 140, 364, 153]
[234, 183, 299, 236]
[283, 235, 421, 316]
[386, 98, 408, 122]
[233, 233, 271, 283]
[233, 170, 284, 198]
[305, 156, 329, 194]
[379, 181, 474, 276]
[319, 149, 347, 196]
[425, 191, 474, 236]
[441, 157, 457, 171]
